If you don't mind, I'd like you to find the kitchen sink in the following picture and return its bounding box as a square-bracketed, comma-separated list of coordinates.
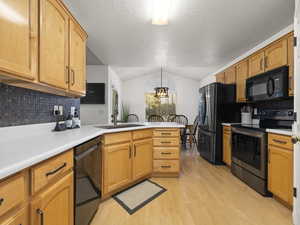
[95, 124, 145, 129]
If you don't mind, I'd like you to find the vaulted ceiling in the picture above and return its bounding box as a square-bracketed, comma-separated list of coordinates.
[64, 0, 294, 80]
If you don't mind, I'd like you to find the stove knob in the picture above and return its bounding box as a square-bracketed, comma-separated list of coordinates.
[288, 111, 294, 116]
[291, 136, 300, 144]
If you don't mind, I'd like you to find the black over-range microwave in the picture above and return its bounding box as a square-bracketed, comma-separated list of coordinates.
[246, 66, 288, 102]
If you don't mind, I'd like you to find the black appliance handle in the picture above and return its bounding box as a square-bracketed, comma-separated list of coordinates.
[267, 78, 275, 97]
[75, 144, 99, 161]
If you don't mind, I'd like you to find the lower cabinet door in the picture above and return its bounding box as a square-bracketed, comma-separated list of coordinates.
[31, 172, 74, 225]
[103, 143, 132, 194]
[1, 206, 28, 225]
[132, 139, 153, 180]
[268, 146, 293, 205]
[223, 133, 231, 166]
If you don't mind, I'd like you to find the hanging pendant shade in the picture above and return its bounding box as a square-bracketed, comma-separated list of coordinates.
[155, 67, 169, 98]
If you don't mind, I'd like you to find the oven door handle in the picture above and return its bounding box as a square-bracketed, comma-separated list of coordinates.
[75, 144, 99, 161]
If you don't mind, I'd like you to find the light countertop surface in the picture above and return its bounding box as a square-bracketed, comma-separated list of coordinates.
[266, 129, 293, 136]
[0, 122, 184, 180]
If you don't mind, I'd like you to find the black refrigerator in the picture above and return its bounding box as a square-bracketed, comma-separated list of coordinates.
[197, 83, 237, 164]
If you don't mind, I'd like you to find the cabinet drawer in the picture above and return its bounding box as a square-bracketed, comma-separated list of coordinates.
[31, 150, 73, 194]
[133, 129, 152, 140]
[153, 160, 179, 173]
[0, 173, 25, 217]
[153, 129, 179, 137]
[153, 138, 180, 146]
[103, 132, 131, 145]
[268, 133, 293, 150]
[153, 147, 179, 159]
[1, 206, 28, 225]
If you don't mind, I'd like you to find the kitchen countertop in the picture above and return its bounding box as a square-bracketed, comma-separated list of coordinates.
[221, 123, 241, 126]
[0, 122, 184, 180]
[266, 128, 293, 136]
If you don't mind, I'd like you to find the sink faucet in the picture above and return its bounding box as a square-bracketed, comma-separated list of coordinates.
[111, 108, 118, 127]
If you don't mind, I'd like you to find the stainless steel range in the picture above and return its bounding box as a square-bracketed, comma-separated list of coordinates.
[231, 109, 294, 196]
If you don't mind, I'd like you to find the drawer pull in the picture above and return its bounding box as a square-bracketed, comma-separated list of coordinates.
[161, 165, 171, 168]
[161, 133, 172, 135]
[161, 152, 172, 155]
[0, 198, 4, 206]
[161, 141, 171, 144]
[273, 139, 287, 145]
[46, 163, 67, 177]
[37, 209, 44, 225]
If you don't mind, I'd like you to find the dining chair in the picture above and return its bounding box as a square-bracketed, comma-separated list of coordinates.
[184, 115, 199, 148]
[171, 115, 189, 146]
[148, 115, 165, 122]
[127, 114, 139, 122]
[167, 114, 176, 122]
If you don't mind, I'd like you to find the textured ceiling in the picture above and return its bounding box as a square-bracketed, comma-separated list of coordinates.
[64, 0, 294, 80]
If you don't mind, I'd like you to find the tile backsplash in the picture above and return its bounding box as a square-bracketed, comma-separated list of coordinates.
[0, 83, 80, 127]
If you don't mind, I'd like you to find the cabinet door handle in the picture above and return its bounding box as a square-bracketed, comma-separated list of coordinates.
[0, 198, 4, 206]
[134, 145, 136, 157]
[161, 165, 171, 168]
[129, 146, 132, 158]
[161, 133, 171, 135]
[71, 69, 75, 85]
[161, 152, 172, 155]
[272, 139, 287, 145]
[36, 209, 44, 225]
[65, 66, 69, 84]
[45, 163, 67, 177]
[265, 56, 268, 68]
[161, 141, 171, 144]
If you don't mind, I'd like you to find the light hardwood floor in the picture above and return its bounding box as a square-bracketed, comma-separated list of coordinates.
[91, 147, 293, 225]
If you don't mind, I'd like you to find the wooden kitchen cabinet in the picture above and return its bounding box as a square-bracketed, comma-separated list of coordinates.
[249, 51, 265, 77]
[236, 59, 249, 102]
[223, 126, 232, 166]
[132, 139, 153, 180]
[1, 207, 29, 225]
[264, 38, 287, 72]
[69, 19, 87, 95]
[39, 0, 69, 90]
[288, 33, 294, 96]
[103, 142, 132, 194]
[268, 146, 293, 206]
[215, 72, 225, 83]
[224, 66, 236, 84]
[31, 172, 74, 225]
[0, 0, 38, 81]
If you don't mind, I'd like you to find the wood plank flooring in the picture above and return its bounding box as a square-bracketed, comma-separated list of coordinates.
[91, 148, 293, 225]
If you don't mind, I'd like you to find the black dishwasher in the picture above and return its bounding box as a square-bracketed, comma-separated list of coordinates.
[74, 137, 101, 225]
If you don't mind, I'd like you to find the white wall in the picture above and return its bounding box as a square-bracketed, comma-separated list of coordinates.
[199, 24, 294, 87]
[122, 72, 199, 123]
[80, 66, 108, 125]
[80, 65, 122, 125]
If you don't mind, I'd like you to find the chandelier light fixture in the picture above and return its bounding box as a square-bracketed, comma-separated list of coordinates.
[155, 67, 169, 98]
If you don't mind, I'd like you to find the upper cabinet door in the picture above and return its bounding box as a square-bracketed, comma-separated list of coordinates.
[0, 0, 38, 80]
[265, 39, 288, 72]
[215, 72, 225, 83]
[39, 0, 69, 89]
[249, 51, 265, 77]
[224, 66, 236, 84]
[69, 20, 87, 95]
[236, 60, 248, 102]
[287, 34, 294, 96]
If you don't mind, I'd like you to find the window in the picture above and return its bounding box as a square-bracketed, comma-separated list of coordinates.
[145, 93, 176, 120]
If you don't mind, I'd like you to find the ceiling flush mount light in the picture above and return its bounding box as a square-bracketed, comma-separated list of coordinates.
[155, 67, 169, 98]
[152, 0, 171, 25]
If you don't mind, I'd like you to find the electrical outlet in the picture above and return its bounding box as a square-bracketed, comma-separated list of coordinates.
[53, 105, 59, 115]
[59, 106, 63, 116]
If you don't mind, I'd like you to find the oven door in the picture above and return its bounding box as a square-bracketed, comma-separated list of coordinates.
[231, 127, 267, 179]
[246, 66, 288, 102]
